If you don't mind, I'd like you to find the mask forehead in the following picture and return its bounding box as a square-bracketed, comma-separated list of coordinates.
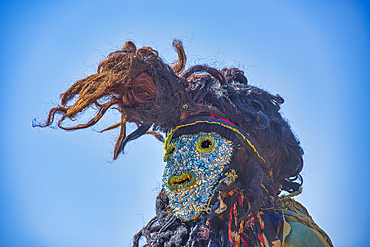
[162, 132, 233, 221]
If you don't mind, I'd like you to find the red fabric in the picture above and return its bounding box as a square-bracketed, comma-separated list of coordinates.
[237, 192, 243, 207]
[228, 206, 234, 244]
[241, 236, 248, 247]
[257, 233, 264, 247]
[210, 114, 235, 125]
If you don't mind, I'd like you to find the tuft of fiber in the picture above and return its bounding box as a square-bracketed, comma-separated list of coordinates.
[36, 39, 303, 192]
[34, 39, 324, 246]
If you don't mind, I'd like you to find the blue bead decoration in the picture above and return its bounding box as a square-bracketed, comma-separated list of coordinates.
[162, 132, 233, 221]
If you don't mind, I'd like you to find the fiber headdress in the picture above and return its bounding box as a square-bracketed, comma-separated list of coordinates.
[36, 40, 332, 247]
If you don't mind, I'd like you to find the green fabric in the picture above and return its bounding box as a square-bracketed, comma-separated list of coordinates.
[284, 222, 328, 247]
[278, 198, 333, 247]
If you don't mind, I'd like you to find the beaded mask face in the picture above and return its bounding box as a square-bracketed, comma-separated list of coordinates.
[162, 132, 233, 221]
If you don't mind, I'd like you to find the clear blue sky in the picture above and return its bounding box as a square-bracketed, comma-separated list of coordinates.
[1, 1, 369, 246]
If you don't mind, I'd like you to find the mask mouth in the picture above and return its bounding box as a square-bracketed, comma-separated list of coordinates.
[167, 171, 196, 191]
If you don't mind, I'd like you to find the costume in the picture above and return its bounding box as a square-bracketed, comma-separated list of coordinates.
[36, 40, 332, 246]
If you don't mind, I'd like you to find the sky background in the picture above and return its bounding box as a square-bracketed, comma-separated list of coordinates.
[1, 1, 369, 246]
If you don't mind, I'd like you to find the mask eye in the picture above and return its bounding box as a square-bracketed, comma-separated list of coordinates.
[164, 143, 176, 162]
[196, 134, 216, 153]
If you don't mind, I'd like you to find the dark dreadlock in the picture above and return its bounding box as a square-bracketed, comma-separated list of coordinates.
[35, 39, 304, 247]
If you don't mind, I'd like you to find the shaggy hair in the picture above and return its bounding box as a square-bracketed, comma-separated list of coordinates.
[35, 40, 304, 246]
